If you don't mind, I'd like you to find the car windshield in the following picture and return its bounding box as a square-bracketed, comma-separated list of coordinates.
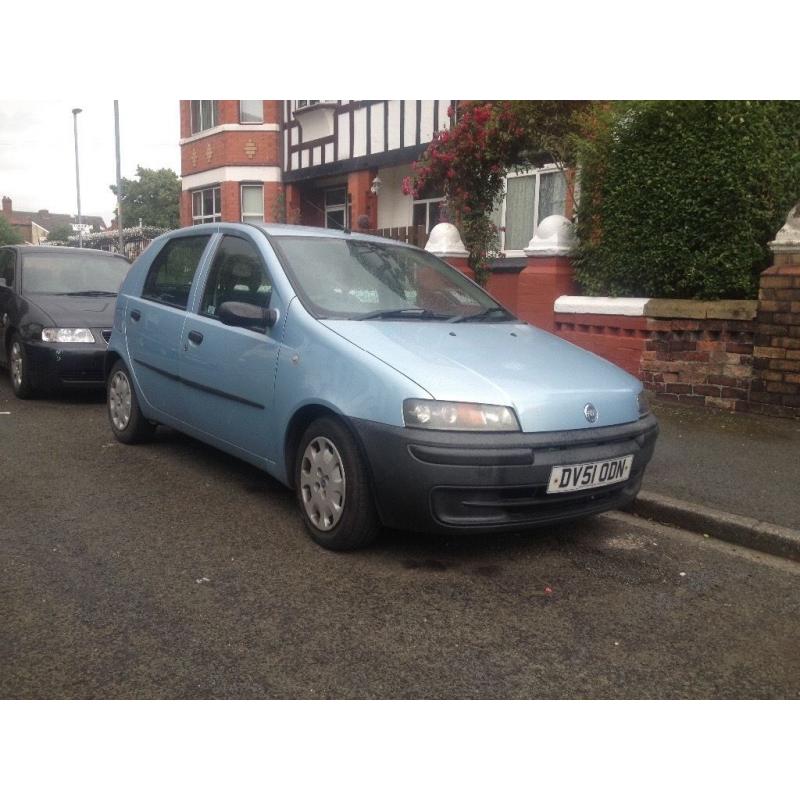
[271, 235, 514, 321]
[21, 251, 129, 295]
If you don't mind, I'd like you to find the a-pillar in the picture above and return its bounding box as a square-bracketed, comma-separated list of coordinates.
[519, 215, 578, 332]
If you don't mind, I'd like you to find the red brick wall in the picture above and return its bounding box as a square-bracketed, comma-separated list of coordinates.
[180, 192, 192, 227]
[181, 130, 280, 176]
[515, 257, 578, 332]
[750, 262, 800, 417]
[640, 318, 755, 411]
[555, 314, 648, 377]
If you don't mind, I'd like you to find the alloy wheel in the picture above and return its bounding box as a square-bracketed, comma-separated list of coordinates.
[10, 342, 23, 390]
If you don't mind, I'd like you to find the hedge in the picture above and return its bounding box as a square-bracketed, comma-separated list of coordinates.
[573, 101, 800, 299]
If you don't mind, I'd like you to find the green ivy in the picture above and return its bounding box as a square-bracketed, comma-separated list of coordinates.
[573, 101, 800, 299]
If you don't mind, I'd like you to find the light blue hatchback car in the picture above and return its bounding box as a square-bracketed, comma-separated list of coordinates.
[106, 223, 658, 550]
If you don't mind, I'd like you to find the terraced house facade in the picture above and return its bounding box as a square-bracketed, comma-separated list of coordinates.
[179, 100, 571, 252]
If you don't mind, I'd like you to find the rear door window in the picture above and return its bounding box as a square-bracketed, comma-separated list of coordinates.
[142, 235, 211, 309]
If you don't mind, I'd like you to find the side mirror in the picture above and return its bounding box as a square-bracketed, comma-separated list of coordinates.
[218, 301, 279, 330]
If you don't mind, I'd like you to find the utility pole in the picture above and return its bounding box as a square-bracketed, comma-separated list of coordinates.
[114, 101, 124, 253]
[71, 108, 83, 247]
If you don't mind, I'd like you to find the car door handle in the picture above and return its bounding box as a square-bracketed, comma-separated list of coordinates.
[130, 309, 141, 321]
[187, 330, 204, 345]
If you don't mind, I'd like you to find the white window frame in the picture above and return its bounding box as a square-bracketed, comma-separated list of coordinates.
[190, 101, 218, 134]
[191, 186, 221, 225]
[412, 196, 445, 233]
[239, 100, 264, 124]
[295, 100, 321, 110]
[324, 186, 348, 229]
[497, 165, 567, 255]
[240, 184, 264, 223]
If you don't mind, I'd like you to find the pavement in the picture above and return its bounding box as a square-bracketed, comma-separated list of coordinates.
[644, 397, 800, 530]
[639, 398, 800, 552]
[1, 378, 799, 699]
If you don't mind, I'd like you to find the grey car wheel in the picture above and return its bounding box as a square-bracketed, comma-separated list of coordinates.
[106, 360, 154, 444]
[8, 334, 33, 398]
[108, 369, 132, 431]
[10, 341, 23, 391]
[299, 435, 347, 530]
[294, 417, 379, 550]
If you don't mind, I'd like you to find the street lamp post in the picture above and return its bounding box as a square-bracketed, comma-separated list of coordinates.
[71, 107, 83, 247]
[114, 101, 124, 254]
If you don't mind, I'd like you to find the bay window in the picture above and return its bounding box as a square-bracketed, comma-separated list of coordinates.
[495, 167, 568, 253]
[192, 187, 221, 225]
[240, 101, 264, 124]
[190, 101, 218, 134]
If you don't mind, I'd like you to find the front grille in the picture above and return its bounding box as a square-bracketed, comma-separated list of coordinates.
[431, 481, 634, 527]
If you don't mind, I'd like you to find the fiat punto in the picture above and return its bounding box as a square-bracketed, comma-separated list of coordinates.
[106, 224, 658, 550]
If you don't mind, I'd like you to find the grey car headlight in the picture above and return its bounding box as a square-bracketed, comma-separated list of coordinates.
[403, 399, 520, 432]
[637, 391, 649, 418]
[41, 328, 95, 343]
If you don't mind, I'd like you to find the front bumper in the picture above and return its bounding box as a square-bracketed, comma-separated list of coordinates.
[24, 330, 110, 389]
[351, 414, 659, 534]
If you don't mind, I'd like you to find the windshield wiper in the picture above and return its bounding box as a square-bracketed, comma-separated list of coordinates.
[447, 307, 514, 324]
[355, 307, 450, 321]
[59, 290, 118, 297]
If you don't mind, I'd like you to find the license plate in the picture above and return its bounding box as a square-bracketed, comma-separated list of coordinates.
[547, 455, 633, 494]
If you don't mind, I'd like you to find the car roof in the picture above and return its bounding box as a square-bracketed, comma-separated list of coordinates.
[3, 245, 128, 260]
[248, 223, 419, 249]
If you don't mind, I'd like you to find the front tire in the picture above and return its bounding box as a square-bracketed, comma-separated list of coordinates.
[295, 416, 379, 551]
[107, 360, 155, 444]
[9, 334, 34, 399]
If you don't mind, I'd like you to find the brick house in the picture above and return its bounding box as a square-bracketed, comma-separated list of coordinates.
[1, 196, 105, 244]
[179, 100, 572, 251]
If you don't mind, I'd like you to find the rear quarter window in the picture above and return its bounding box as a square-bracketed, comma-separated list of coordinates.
[142, 235, 211, 309]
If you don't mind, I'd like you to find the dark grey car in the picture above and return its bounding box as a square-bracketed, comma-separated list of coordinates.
[0, 245, 131, 397]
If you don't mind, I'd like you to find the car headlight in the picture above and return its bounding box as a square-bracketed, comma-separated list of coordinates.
[403, 399, 520, 432]
[637, 391, 649, 418]
[41, 328, 95, 343]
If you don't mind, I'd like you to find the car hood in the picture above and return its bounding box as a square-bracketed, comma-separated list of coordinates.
[25, 294, 116, 328]
[321, 319, 642, 432]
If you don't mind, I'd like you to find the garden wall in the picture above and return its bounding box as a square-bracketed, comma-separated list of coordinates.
[430, 211, 800, 420]
[553, 299, 758, 412]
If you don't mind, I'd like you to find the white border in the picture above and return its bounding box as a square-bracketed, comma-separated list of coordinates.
[181, 166, 282, 191]
[554, 296, 650, 316]
[180, 123, 280, 145]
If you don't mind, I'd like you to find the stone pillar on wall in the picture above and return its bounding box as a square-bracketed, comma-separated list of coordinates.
[424, 222, 472, 277]
[750, 204, 800, 418]
[519, 215, 578, 332]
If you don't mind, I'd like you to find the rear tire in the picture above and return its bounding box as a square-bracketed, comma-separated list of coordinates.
[9, 334, 34, 399]
[295, 416, 379, 551]
[107, 360, 155, 444]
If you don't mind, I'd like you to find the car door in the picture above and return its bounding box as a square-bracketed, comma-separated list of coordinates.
[178, 233, 282, 460]
[125, 233, 213, 421]
[0, 249, 17, 365]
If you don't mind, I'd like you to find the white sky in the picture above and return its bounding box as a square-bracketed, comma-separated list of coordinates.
[0, 99, 180, 227]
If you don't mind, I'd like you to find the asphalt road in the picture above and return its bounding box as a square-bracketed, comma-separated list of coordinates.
[1, 378, 798, 699]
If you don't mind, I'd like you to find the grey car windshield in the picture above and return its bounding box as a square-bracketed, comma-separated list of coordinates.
[272, 236, 511, 321]
[22, 252, 129, 295]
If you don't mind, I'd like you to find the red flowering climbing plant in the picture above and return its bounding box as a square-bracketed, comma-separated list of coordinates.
[405, 101, 588, 284]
